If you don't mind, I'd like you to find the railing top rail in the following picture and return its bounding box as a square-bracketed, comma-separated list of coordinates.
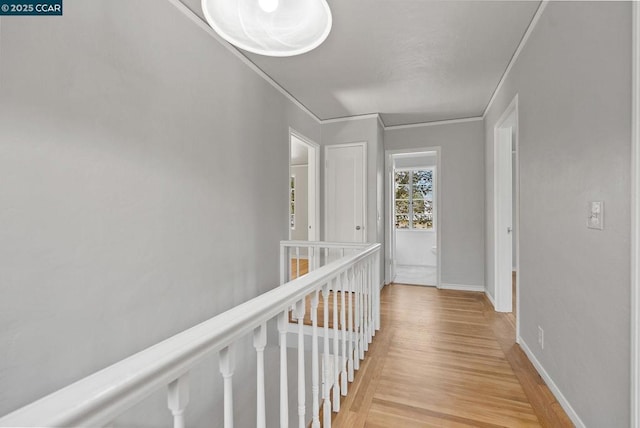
[280, 240, 371, 249]
[0, 242, 381, 427]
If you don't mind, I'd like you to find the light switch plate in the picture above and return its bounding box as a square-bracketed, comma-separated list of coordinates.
[587, 201, 604, 230]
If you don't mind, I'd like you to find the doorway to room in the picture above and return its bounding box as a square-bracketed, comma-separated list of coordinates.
[386, 149, 441, 287]
[493, 95, 519, 324]
[289, 130, 319, 243]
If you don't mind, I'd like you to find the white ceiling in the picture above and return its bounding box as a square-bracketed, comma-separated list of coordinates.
[182, 0, 541, 126]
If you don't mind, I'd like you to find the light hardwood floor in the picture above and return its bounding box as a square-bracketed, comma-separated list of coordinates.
[292, 260, 571, 426]
[328, 283, 573, 427]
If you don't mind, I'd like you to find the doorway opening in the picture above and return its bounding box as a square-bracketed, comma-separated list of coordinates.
[493, 95, 519, 330]
[385, 149, 441, 287]
[289, 129, 320, 245]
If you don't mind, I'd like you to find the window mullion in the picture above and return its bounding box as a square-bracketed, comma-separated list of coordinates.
[409, 171, 413, 229]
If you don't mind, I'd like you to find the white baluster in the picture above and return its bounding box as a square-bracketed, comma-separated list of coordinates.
[359, 264, 365, 360]
[332, 277, 341, 412]
[167, 374, 189, 428]
[340, 271, 348, 395]
[348, 268, 356, 375]
[321, 284, 332, 428]
[353, 266, 360, 371]
[311, 291, 321, 428]
[219, 345, 235, 428]
[277, 312, 289, 428]
[296, 247, 300, 279]
[367, 260, 372, 346]
[368, 258, 374, 342]
[254, 324, 267, 428]
[295, 299, 306, 428]
[375, 253, 381, 330]
[363, 261, 369, 353]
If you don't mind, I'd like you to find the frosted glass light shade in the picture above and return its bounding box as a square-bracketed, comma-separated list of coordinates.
[201, 0, 332, 57]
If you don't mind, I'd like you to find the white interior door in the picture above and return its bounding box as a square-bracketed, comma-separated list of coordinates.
[496, 127, 513, 312]
[325, 143, 366, 243]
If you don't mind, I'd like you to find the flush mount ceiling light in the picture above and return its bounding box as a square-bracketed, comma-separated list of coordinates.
[201, 0, 332, 57]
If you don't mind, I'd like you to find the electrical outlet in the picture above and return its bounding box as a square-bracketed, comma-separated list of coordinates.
[538, 326, 544, 349]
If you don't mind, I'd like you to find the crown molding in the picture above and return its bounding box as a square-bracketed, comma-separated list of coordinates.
[320, 113, 381, 125]
[168, 0, 548, 132]
[384, 116, 483, 131]
[482, 0, 549, 119]
[166, 0, 322, 124]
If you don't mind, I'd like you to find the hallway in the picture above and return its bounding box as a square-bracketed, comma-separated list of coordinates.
[331, 284, 573, 427]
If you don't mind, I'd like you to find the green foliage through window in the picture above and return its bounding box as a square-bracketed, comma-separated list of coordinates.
[394, 169, 434, 229]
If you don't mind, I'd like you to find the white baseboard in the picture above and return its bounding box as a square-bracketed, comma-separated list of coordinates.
[439, 283, 484, 292]
[518, 338, 586, 428]
[485, 290, 496, 309]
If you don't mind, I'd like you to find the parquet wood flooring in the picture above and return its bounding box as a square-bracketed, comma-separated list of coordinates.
[329, 284, 573, 427]
[291, 260, 570, 426]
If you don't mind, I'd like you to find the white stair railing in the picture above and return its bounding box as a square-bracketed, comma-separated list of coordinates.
[0, 241, 381, 428]
[279, 240, 373, 284]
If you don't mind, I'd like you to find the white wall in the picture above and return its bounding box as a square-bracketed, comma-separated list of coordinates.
[0, 0, 320, 425]
[395, 230, 436, 266]
[484, 2, 631, 425]
[394, 153, 437, 169]
[385, 120, 485, 288]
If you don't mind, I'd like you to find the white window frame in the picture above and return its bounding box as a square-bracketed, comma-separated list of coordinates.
[394, 166, 436, 231]
[289, 175, 295, 230]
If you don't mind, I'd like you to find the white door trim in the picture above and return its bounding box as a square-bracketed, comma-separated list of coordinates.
[385, 147, 441, 288]
[631, 2, 639, 426]
[324, 142, 367, 243]
[493, 95, 519, 331]
[289, 128, 320, 241]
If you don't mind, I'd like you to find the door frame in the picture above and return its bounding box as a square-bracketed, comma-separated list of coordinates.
[324, 142, 368, 243]
[631, 2, 639, 426]
[493, 95, 519, 326]
[385, 147, 441, 288]
[289, 128, 320, 241]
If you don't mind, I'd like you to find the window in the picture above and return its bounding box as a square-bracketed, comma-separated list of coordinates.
[395, 169, 434, 230]
[290, 176, 296, 229]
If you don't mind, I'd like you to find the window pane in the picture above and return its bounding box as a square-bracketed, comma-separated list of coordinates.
[395, 199, 409, 215]
[413, 200, 426, 214]
[424, 200, 433, 214]
[413, 214, 433, 230]
[412, 169, 432, 184]
[413, 183, 432, 196]
[395, 185, 409, 200]
[412, 187, 425, 201]
[395, 215, 409, 229]
[395, 171, 409, 185]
